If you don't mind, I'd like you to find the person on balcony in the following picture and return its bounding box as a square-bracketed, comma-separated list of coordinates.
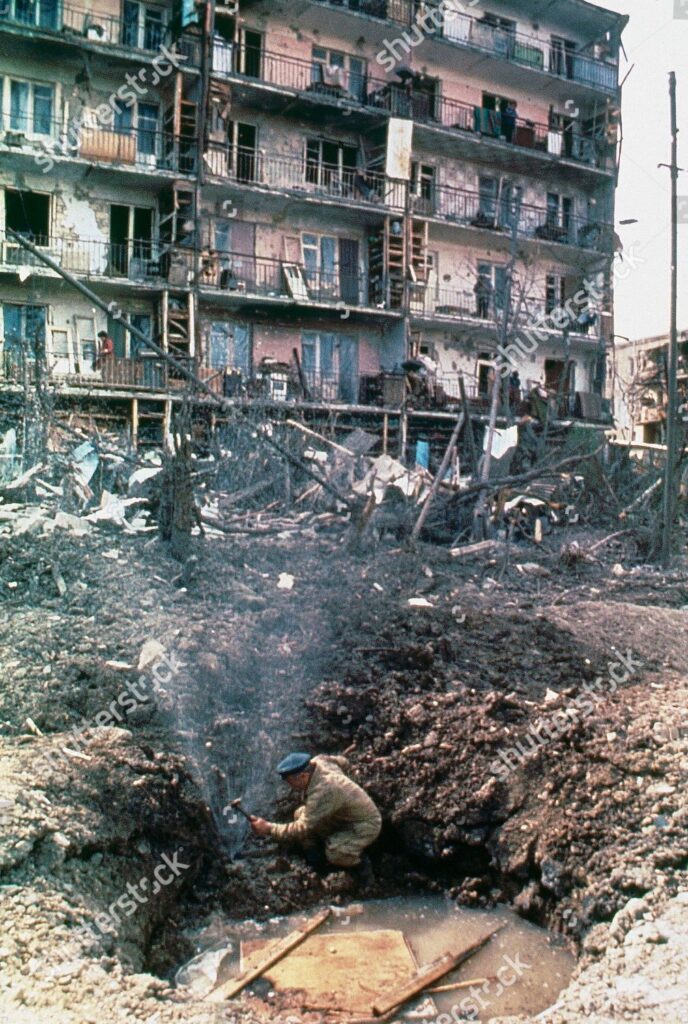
[502, 101, 517, 144]
[95, 331, 114, 378]
[474, 275, 493, 319]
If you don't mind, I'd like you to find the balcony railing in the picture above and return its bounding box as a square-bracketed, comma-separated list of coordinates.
[204, 143, 406, 209]
[307, 0, 619, 93]
[413, 184, 613, 252]
[212, 46, 615, 172]
[0, 0, 201, 64]
[0, 115, 197, 175]
[0, 232, 176, 282]
[199, 250, 379, 311]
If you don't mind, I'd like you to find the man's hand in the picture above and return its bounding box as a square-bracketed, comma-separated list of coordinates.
[250, 816, 272, 837]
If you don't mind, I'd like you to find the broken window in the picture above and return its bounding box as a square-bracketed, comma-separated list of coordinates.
[109, 204, 155, 277]
[545, 274, 566, 315]
[238, 29, 263, 78]
[302, 332, 358, 402]
[208, 321, 252, 373]
[410, 162, 436, 214]
[226, 121, 258, 182]
[311, 46, 366, 102]
[7, 79, 54, 135]
[121, 1, 166, 51]
[137, 102, 160, 161]
[305, 138, 358, 194]
[5, 188, 50, 244]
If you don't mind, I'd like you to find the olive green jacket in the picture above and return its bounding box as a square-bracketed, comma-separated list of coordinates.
[270, 755, 381, 843]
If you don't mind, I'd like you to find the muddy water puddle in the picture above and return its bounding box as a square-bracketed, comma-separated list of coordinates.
[177, 896, 575, 1020]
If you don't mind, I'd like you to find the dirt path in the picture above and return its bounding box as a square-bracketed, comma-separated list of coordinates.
[1, 523, 687, 1022]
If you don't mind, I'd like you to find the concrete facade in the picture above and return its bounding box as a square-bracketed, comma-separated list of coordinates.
[0, 0, 626, 442]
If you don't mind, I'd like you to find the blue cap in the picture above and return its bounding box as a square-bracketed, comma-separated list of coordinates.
[277, 752, 312, 777]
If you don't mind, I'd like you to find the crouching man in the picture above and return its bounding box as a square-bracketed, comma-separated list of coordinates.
[250, 752, 381, 882]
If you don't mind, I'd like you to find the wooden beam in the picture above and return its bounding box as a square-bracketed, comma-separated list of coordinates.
[371, 924, 505, 1018]
[410, 411, 465, 542]
[206, 908, 331, 1003]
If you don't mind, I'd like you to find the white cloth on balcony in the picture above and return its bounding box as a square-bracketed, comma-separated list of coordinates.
[443, 10, 470, 42]
[547, 130, 563, 156]
[322, 64, 349, 90]
[213, 38, 233, 74]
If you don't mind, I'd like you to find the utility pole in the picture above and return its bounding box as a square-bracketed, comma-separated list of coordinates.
[660, 71, 679, 568]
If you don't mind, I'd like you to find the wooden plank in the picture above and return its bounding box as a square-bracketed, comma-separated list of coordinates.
[205, 908, 331, 1002]
[371, 924, 505, 1017]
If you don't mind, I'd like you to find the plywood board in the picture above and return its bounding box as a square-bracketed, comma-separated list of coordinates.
[241, 929, 418, 1013]
[386, 119, 413, 180]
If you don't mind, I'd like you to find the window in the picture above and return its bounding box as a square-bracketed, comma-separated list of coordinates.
[311, 47, 366, 102]
[477, 262, 508, 316]
[305, 138, 358, 194]
[301, 332, 359, 401]
[411, 162, 436, 213]
[208, 321, 252, 373]
[545, 274, 566, 315]
[109, 204, 155, 278]
[5, 189, 51, 244]
[137, 102, 159, 159]
[129, 313, 153, 358]
[546, 192, 573, 234]
[122, 2, 166, 51]
[238, 30, 263, 78]
[227, 121, 258, 182]
[2, 303, 46, 369]
[7, 79, 54, 135]
[478, 176, 498, 220]
[302, 233, 337, 297]
[7, 0, 59, 29]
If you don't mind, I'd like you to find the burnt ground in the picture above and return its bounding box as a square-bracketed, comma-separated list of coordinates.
[1, 518, 687, 1023]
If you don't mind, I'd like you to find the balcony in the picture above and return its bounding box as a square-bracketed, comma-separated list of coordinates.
[409, 281, 601, 339]
[412, 184, 614, 254]
[0, 115, 197, 176]
[0, 233, 195, 289]
[198, 250, 395, 316]
[203, 143, 407, 210]
[305, 0, 619, 94]
[0, 0, 201, 65]
[211, 46, 615, 173]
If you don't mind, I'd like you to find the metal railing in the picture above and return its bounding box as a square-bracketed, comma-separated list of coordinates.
[308, 0, 619, 93]
[0, 232, 171, 281]
[212, 46, 615, 172]
[0, 0, 201, 64]
[198, 250, 373, 309]
[417, 184, 613, 252]
[204, 143, 407, 209]
[0, 114, 197, 175]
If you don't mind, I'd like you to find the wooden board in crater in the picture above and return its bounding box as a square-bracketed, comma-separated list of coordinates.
[241, 928, 418, 1013]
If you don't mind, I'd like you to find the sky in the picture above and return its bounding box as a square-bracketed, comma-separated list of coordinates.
[599, 0, 688, 340]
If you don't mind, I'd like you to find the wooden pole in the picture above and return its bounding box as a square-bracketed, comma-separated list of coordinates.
[410, 411, 465, 542]
[206, 908, 331, 1002]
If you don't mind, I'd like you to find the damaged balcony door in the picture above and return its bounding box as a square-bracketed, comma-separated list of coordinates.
[109, 205, 154, 280]
[1, 303, 46, 377]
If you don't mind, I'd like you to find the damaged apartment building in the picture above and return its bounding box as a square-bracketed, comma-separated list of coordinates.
[0, 0, 626, 445]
